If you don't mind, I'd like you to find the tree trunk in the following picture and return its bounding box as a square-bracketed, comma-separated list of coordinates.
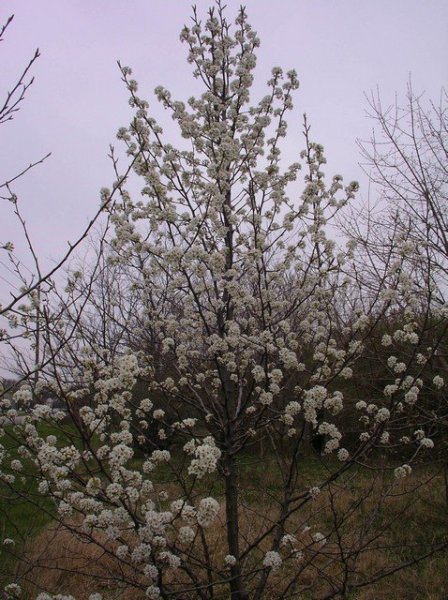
[224, 452, 249, 600]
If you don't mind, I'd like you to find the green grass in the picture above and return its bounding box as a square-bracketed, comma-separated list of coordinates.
[0, 422, 81, 585]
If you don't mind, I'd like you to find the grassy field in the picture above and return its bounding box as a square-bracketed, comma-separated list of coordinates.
[1, 428, 447, 599]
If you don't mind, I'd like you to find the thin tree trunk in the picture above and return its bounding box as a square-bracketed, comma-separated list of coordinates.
[224, 452, 249, 600]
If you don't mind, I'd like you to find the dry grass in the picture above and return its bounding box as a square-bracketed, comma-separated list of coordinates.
[18, 521, 147, 599]
[8, 467, 448, 599]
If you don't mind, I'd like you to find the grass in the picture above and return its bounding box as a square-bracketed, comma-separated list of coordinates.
[0, 422, 81, 587]
[1, 428, 447, 599]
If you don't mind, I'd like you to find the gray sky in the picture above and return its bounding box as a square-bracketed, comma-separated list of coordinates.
[1, 0, 447, 283]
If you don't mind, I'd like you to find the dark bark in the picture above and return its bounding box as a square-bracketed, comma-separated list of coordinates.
[224, 452, 249, 600]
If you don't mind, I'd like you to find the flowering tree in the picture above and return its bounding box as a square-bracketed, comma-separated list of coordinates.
[1, 4, 448, 599]
[340, 84, 448, 464]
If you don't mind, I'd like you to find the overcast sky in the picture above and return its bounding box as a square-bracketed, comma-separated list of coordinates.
[1, 0, 447, 287]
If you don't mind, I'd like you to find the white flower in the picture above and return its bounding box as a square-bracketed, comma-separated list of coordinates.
[383, 384, 398, 397]
[280, 533, 297, 547]
[259, 391, 273, 406]
[109, 443, 133, 467]
[404, 387, 419, 405]
[145, 586, 161, 599]
[2, 538, 14, 546]
[11, 459, 22, 471]
[252, 365, 265, 382]
[159, 551, 181, 569]
[139, 398, 153, 412]
[224, 554, 237, 566]
[407, 332, 419, 344]
[4, 583, 21, 597]
[387, 356, 397, 368]
[178, 526, 195, 544]
[285, 401, 301, 416]
[152, 450, 171, 463]
[340, 367, 353, 379]
[420, 438, 434, 449]
[116, 545, 128, 559]
[188, 437, 221, 478]
[324, 392, 343, 414]
[180, 503, 196, 524]
[337, 448, 349, 461]
[197, 497, 220, 527]
[381, 334, 392, 347]
[309, 486, 320, 499]
[312, 532, 326, 546]
[394, 464, 412, 479]
[303, 385, 328, 424]
[375, 408, 390, 423]
[269, 369, 283, 384]
[280, 414, 294, 426]
[263, 550, 282, 570]
[433, 375, 444, 389]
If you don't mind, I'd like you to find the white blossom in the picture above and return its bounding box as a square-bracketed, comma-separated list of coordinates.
[433, 375, 444, 389]
[337, 448, 349, 461]
[224, 554, 237, 566]
[309, 486, 321, 499]
[178, 526, 195, 544]
[394, 464, 412, 479]
[420, 438, 434, 449]
[188, 437, 221, 478]
[263, 550, 282, 570]
[197, 497, 220, 527]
